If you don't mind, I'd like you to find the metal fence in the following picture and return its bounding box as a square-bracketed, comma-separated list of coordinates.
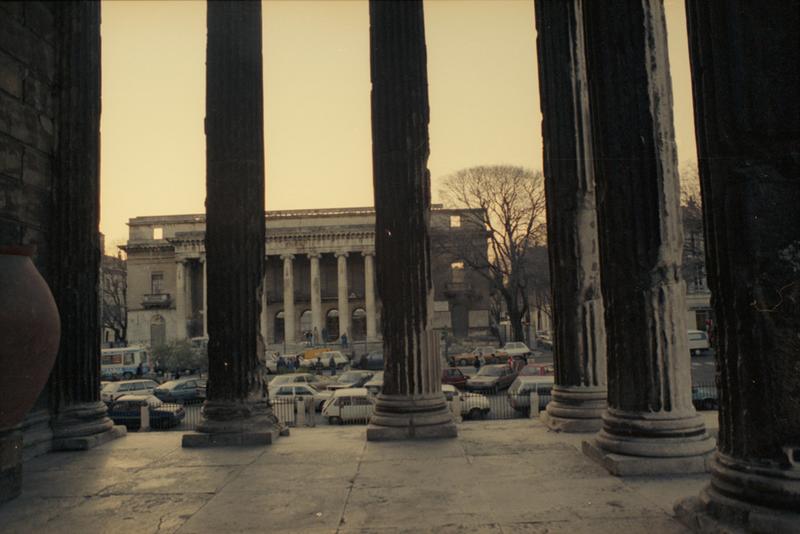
[121, 381, 719, 433]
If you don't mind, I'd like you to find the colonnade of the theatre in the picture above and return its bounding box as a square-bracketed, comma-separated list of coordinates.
[171, 250, 379, 345]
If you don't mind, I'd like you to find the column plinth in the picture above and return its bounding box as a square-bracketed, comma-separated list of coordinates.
[534, 0, 606, 433]
[183, 1, 281, 448]
[580, 0, 713, 474]
[366, 0, 455, 441]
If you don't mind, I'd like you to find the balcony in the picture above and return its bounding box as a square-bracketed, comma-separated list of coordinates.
[141, 293, 172, 308]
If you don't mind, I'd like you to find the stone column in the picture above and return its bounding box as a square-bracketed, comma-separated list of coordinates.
[366, 0, 456, 441]
[534, 0, 607, 433]
[183, 0, 280, 447]
[363, 251, 377, 341]
[281, 254, 296, 345]
[580, 0, 714, 474]
[309, 253, 323, 341]
[674, 3, 800, 531]
[48, 1, 125, 451]
[175, 260, 188, 340]
[201, 256, 208, 337]
[335, 252, 350, 339]
[260, 268, 268, 349]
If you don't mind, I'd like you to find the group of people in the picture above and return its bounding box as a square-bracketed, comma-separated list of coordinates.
[472, 353, 528, 373]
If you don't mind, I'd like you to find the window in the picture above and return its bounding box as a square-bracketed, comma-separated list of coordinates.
[123, 353, 135, 365]
[153, 227, 163, 240]
[294, 387, 311, 396]
[278, 387, 293, 395]
[450, 215, 461, 228]
[151, 272, 164, 294]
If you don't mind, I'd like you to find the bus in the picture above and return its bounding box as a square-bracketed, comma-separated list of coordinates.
[101, 346, 151, 380]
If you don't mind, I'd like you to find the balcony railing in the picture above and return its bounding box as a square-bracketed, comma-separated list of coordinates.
[142, 293, 171, 308]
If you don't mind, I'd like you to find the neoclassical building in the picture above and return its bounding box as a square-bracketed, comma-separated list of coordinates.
[122, 206, 492, 349]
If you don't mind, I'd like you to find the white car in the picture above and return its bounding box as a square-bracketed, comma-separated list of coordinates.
[300, 351, 350, 370]
[321, 388, 375, 424]
[498, 342, 532, 358]
[364, 371, 384, 396]
[269, 383, 333, 412]
[100, 379, 159, 404]
[268, 373, 332, 389]
[507, 375, 554, 412]
[688, 330, 710, 356]
[442, 384, 490, 420]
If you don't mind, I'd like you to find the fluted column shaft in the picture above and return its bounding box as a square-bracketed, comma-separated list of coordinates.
[199, 1, 272, 428]
[201, 257, 208, 337]
[282, 254, 296, 344]
[175, 260, 188, 340]
[335, 252, 350, 339]
[363, 251, 377, 341]
[675, 1, 800, 526]
[581, 0, 712, 467]
[366, 0, 455, 440]
[260, 269, 268, 348]
[48, 1, 116, 446]
[535, 0, 607, 433]
[309, 253, 322, 340]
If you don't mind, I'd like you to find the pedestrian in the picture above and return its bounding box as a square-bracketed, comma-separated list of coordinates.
[136, 362, 143, 377]
[474, 357, 481, 373]
[341, 332, 349, 349]
[315, 357, 323, 375]
[277, 355, 286, 372]
[329, 354, 337, 376]
[313, 326, 319, 345]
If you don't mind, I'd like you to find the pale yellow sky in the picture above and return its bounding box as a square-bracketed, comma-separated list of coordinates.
[100, 0, 695, 253]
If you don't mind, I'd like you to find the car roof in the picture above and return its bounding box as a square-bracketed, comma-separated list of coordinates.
[115, 394, 159, 402]
[441, 384, 456, 392]
[332, 387, 369, 397]
[482, 364, 507, 369]
[516, 375, 554, 383]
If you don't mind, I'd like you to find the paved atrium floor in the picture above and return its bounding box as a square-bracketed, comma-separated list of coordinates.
[0, 416, 719, 533]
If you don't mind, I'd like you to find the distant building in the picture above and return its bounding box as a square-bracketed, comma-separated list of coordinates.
[121, 206, 492, 350]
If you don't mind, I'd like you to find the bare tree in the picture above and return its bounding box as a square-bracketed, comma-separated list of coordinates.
[680, 163, 707, 292]
[438, 165, 547, 342]
[101, 254, 127, 343]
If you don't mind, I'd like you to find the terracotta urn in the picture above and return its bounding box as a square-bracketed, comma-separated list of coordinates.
[0, 245, 60, 431]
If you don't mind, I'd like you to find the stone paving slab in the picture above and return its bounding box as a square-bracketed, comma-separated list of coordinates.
[0, 419, 715, 533]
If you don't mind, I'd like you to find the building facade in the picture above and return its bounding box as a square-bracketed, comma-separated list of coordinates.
[122, 206, 492, 350]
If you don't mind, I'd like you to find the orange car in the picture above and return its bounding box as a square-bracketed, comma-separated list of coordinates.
[449, 346, 501, 366]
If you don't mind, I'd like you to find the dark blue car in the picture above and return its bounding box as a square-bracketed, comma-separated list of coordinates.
[108, 394, 185, 430]
[153, 377, 207, 403]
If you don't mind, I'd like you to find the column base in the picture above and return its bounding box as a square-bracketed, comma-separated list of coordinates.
[182, 399, 285, 448]
[674, 452, 800, 534]
[582, 408, 716, 476]
[0, 430, 22, 504]
[51, 401, 126, 451]
[367, 393, 458, 441]
[541, 385, 606, 433]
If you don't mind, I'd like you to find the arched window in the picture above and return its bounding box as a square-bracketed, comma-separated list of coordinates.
[325, 309, 339, 342]
[150, 315, 166, 348]
[274, 311, 285, 344]
[299, 310, 312, 338]
[351, 308, 366, 341]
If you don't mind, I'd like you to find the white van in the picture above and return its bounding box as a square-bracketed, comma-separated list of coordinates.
[321, 388, 375, 425]
[101, 346, 150, 380]
[688, 330, 710, 356]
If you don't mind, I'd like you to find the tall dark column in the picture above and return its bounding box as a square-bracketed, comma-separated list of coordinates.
[183, 1, 280, 447]
[366, 0, 456, 441]
[534, 0, 607, 433]
[675, 2, 799, 531]
[580, 0, 714, 475]
[49, 1, 125, 450]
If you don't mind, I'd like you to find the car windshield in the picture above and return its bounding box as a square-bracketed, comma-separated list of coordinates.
[338, 372, 363, 383]
[519, 366, 544, 376]
[101, 383, 117, 392]
[477, 367, 504, 377]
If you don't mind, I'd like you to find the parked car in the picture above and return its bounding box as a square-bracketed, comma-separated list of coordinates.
[497, 342, 532, 359]
[364, 371, 384, 396]
[465, 364, 517, 393]
[153, 377, 206, 403]
[107, 394, 185, 430]
[100, 379, 159, 404]
[450, 346, 500, 366]
[262, 352, 279, 374]
[442, 367, 469, 389]
[692, 384, 718, 410]
[269, 372, 332, 389]
[688, 330, 711, 356]
[507, 375, 554, 412]
[321, 388, 375, 424]
[300, 351, 350, 370]
[356, 351, 384, 371]
[269, 383, 333, 411]
[327, 370, 375, 391]
[442, 384, 490, 420]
